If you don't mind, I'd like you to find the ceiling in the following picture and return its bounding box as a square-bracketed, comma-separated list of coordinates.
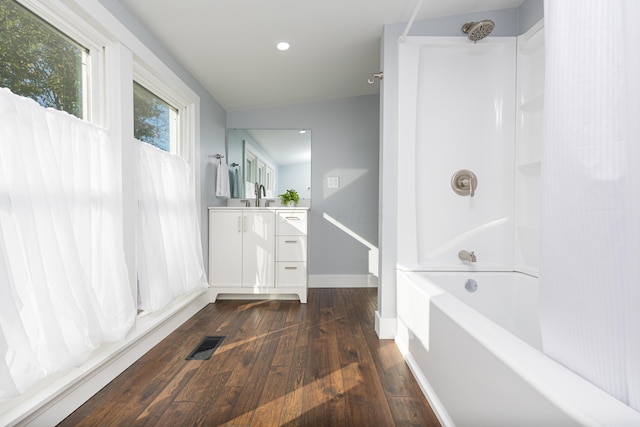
[118, 0, 524, 112]
[244, 129, 310, 166]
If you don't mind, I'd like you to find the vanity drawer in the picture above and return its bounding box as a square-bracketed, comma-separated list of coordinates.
[277, 236, 307, 261]
[277, 211, 307, 236]
[276, 262, 307, 287]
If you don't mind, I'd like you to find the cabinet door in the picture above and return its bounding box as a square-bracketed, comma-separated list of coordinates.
[209, 210, 243, 287]
[242, 211, 275, 288]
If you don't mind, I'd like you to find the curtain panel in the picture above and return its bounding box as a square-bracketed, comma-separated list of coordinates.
[540, 0, 640, 411]
[136, 140, 207, 312]
[0, 88, 135, 400]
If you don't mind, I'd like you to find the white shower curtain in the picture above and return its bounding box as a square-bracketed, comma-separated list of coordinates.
[136, 141, 208, 312]
[540, 1, 640, 411]
[0, 88, 135, 400]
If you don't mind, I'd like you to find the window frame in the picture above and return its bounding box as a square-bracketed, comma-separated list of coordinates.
[133, 62, 196, 162]
[15, 0, 107, 124]
[132, 80, 178, 154]
[12, 0, 200, 169]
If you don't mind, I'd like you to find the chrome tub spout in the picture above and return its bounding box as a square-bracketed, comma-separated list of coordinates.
[458, 250, 477, 263]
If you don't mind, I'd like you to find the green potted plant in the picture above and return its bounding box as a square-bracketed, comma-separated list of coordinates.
[279, 189, 300, 206]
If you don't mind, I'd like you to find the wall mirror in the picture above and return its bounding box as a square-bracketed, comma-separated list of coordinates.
[227, 129, 311, 203]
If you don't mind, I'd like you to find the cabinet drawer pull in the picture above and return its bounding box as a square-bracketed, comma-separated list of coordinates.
[285, 216, 301, 220]
[243, 216, 247, 232]
[284, 266, 298, 270]
[237, 216, 242, 232]
[284, 240, 298, 243]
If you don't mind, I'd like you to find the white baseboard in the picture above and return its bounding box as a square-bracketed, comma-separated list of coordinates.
[308, 274, 378, 288]
[374, 311, 397, 339]
[3, 291, 209, 427]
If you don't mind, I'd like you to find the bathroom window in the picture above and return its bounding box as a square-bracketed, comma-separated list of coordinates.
[257, 160, 265, 186]
[266, 167, 274, 192]
[0, 0, 89, 119]
[245, 150, 256, 183]
[133, 81, 178, 152]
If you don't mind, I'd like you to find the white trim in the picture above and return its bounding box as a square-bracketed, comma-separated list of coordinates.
[15, 0, 107, 125]
[308, 274, 378, 288]
[0, 292, 209, 427]
[133, 64, 194, 160]
[374, 311, 397, 339]
[131, 58, 201, 221]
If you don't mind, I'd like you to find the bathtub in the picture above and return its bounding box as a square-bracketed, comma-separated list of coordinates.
[396, 270, 640, 426]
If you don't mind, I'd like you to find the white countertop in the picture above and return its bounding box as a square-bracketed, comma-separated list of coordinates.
[208, 206, 309, 211]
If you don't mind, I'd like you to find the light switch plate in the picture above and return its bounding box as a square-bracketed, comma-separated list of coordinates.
[327, 176, 340, 188]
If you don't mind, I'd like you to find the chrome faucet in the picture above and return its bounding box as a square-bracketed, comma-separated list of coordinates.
[458, 250, 477, 263]
[254, 182, 266, 206]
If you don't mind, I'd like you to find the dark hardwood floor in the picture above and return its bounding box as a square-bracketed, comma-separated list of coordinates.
[59, 288, 440, 426]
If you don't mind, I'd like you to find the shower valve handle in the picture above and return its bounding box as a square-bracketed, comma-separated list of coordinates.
[451, 169, 478, 197]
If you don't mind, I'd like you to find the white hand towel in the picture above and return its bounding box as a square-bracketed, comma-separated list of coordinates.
[216, 161, 231, 198]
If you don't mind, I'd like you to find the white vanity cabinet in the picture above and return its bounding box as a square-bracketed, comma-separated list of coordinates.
[275, 210, 308, 302]
[209, 209, 275, 289]
[208, 207, 307, 303]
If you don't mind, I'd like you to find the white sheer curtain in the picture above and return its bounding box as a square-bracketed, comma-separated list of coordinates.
[0, 88, 135, 401]
[540, 1, 640, 411]
[136, 141, 207, 312]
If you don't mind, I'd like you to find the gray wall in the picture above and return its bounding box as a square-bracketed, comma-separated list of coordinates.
[228, 95, 380, 275]
[519, 0, 544, 33]
[97, 0, 227, 273]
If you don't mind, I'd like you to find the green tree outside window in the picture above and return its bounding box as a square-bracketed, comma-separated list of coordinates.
[0, 0, 86, 118]
[133, 82, 176, 152]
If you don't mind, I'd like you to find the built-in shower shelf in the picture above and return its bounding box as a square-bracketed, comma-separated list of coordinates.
[517, 161, 541, 175]
[519, 94, 544, 112]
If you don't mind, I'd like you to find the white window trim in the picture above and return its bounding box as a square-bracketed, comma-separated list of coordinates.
[15, 0, 107, 124]
[133, 63, 196, 165]
[16, 0, 201, 171]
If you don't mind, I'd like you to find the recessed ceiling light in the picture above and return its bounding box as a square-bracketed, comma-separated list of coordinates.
[277, 41, 290, 51]
[299, 129, 306, 134]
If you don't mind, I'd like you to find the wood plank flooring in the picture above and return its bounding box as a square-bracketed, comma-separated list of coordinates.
[59, 288, 440, 426]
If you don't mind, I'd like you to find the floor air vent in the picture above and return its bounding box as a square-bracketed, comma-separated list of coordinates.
[186, 336, 225, 360]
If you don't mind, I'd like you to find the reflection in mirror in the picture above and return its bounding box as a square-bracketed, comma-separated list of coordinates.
[227, 129, 311, 204]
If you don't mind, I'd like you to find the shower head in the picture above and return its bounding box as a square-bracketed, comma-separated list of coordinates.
[462, 20, 495, 42]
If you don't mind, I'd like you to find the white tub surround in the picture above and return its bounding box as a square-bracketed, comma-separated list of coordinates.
[395, 14, 640, 424]
[514, 21, 543, 276]
[397, 37, 516, 273]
